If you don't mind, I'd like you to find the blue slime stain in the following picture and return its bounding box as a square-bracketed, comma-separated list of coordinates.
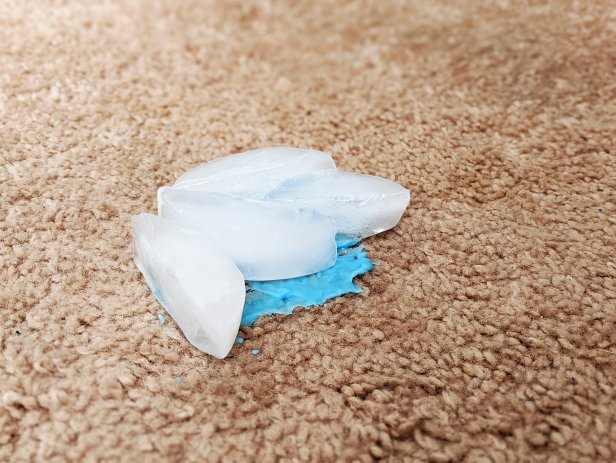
[241, 237, 374, 326]
[152, 285, 165, 306]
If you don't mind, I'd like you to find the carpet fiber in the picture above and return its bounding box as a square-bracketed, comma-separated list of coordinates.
[2, 0, 615, 461]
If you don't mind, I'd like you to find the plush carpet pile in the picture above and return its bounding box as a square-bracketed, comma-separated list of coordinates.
[1, 0, 615, 461]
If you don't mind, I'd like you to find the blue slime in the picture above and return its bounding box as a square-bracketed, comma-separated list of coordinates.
[241, 238, 374, 326]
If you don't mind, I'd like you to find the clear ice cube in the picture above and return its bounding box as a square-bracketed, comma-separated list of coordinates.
[132, 213, 245, 358]
[173, 147, 336, 198]
[157, 187, 338, 281]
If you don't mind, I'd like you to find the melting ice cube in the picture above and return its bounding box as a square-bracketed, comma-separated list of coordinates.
[173, 147, 336, 198]
[132, 213, 245, 358]
[265, 171, 411, 238]
[157, 187, 338, 281]
[172, 148, 409, 239]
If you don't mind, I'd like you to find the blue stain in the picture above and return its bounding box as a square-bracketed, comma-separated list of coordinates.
[175, 376, 183, 383]
[158, 314, 166, 324]
[241, 237, 374, 326]
[235, 337, 244, 344]
[152, 286, 165, 306]
[251, 349, 260, 355]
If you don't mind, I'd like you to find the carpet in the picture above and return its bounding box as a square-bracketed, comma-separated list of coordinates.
[1, 0, 615, 461]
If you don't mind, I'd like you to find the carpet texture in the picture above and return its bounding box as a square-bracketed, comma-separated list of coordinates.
[1, 0, 615, 461]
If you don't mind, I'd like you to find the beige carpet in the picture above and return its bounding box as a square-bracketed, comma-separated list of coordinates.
[2, 0, 615, 461]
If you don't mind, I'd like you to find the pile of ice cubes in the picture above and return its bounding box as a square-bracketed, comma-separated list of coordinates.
[132, 148, 410, 358]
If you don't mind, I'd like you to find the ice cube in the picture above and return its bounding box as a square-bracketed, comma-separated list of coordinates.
[264, 171, 410, 238]
[132, 213, 245, 358]
[157, 187, 338, 280]
[173, 147, 336, 198]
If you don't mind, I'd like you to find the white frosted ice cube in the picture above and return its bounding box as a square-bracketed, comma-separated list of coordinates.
[157, 187, 338, 281]
[132, 213, 245, 358]
[173, 147, 336, 198]
[265, 171, 411, 239]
